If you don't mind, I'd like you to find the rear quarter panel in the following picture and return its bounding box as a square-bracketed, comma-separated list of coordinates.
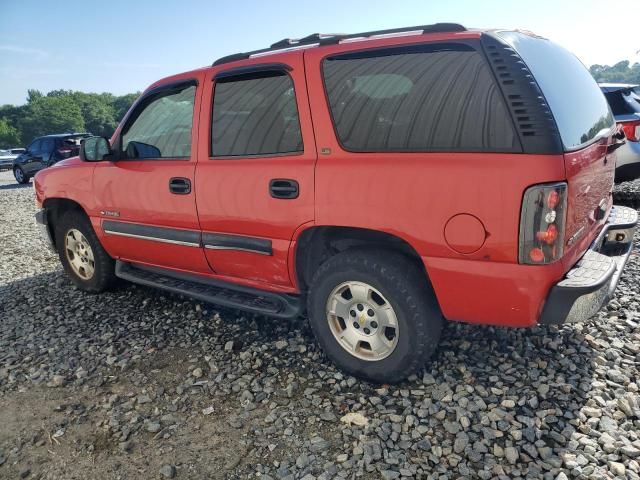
[303, 39, 568, 327]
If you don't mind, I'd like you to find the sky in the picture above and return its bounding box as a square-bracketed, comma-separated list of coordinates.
[0, 0, 638, 105]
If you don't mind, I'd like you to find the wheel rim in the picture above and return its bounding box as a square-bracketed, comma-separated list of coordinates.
[15, 168, 23, 182]
[64, 228, 95, 280]
[325, 281, 399, 361]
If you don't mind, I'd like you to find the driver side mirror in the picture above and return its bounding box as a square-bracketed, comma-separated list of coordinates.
[80, 136, 113, 162]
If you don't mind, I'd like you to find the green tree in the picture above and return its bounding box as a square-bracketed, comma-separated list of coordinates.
[18, 96, 85, 145]
[590, 60, 640, 84]
[69, 92, 118, 137]
[0, 118, 21, 148]
[112, 93, 139, 123]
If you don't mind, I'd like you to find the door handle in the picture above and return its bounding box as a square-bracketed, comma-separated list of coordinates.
[169, 177, 191, 195]
[269, 179, 299, 199]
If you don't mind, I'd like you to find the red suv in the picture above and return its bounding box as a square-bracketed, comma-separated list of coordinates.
[34, 24, 637, 383]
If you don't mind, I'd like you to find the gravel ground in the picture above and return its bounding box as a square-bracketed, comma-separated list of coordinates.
[1, 169, 640, 480]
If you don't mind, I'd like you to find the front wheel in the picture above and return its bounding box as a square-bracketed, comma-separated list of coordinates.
[14, 166, 29, 184]
[307, 250, 443, 384]
[55, 211, 116, 292]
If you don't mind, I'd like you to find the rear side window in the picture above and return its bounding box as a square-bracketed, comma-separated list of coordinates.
[40, 138, 55, 153]
[211, 72, 303, 157]
[496, 32, 614, 151]
[122, 85, 196, 159]
[322, 43, 518, 152]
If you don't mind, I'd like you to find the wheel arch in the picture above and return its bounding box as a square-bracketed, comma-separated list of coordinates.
[42, 198, 89, 249]
[293, 225, 436, 295]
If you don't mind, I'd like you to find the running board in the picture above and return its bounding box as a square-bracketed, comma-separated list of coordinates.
[115, 261, 303, 319]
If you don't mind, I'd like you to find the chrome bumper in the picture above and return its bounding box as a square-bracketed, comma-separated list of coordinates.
[539, 205, 638, 324]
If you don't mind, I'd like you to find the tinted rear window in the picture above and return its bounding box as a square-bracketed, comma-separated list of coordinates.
[603, 90, 640, 116]
[322, 43, 519, 152]
[497, 31, 614, 151]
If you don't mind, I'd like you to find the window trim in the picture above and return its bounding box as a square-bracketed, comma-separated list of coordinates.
[209, 65, 304, 160]
[320, 40, 522, 154]
[115, 78, 198, 162]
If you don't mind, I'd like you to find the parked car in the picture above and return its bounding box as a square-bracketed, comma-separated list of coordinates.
[599, 83, 640, 182]
[33, 24, 637, 383]
[13, 133, 91, 184]
[0, 148, 24, 171]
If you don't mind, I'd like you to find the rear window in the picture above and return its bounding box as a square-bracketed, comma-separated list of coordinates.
[603, 90, 640, 116]
[322, 43, 518, 153]
[496, 31, 614, 151]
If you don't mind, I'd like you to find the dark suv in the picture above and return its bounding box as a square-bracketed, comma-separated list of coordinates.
[13, 133, 91, 184]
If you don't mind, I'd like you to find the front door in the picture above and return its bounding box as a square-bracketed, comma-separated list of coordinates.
[195, 52, 316, 290]
[93, 74, 210, 273]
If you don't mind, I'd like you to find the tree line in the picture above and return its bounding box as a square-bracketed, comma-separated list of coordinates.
[0, 89, 139, 149]
[589, 61, 640, 85]
[1, 60, 639, 149]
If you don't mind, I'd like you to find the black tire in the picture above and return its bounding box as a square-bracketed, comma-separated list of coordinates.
[55, 210, 116, 292]
[14, 166, 29, 184]
[307, 249, 443, 384]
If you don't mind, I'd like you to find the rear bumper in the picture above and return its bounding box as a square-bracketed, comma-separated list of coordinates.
[539, 205, 637, 325]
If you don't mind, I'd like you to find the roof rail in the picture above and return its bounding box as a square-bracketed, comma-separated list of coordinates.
[212, 23, 466, 66]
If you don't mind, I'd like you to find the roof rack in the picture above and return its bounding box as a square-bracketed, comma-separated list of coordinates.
[212, 23, 466, 66]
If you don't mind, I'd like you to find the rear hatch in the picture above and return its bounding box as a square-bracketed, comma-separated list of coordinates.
[496, 31, 616, 264]
[602, 86, 640, 141]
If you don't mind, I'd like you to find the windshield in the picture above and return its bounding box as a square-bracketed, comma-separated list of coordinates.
[497, 31, 614, 151]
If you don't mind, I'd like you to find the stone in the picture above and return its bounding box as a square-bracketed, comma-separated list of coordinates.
[159, 465, 176, 478]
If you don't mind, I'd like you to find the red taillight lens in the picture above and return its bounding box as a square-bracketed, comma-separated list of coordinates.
[57, 148, 72, 158]
[535, 224, 558, 244]
[619, 120, 640, 142]
[546, 190, 559, 209]
[519, 183, 567, 265]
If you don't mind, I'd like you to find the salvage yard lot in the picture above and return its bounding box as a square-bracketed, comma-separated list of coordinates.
[1, 168, 639, 480]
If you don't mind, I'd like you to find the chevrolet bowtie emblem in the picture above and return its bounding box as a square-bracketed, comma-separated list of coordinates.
[359, 313, 366, 325]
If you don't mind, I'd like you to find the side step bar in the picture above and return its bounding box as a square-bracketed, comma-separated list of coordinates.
[115, 261, 303, 319]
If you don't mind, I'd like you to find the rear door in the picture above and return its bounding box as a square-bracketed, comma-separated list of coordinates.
[495, 32, 617, 265]
[93, 73, 211, 273]
[194, 52, 316, 290]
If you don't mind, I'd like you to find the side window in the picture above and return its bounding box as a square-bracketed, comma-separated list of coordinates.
[322, 44, 518, 152]
[211, 72, 303, 157]
[41, 138, 55, 154]
[121, 85, 196, 159]
[28, 140, 42, 155]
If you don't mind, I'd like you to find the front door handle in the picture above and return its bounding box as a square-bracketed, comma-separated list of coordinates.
[269, 179, 299, 199]
[169, 177, 191, 195]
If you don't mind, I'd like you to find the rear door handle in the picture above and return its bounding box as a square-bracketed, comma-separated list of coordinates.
[169, 177, 191, 195]
[269, 179, 299, 199]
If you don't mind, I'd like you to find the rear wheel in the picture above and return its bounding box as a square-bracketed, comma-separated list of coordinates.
[55, 211, 116, 292]
[14, 166, 29, 184]
[307, 249, 443, 384]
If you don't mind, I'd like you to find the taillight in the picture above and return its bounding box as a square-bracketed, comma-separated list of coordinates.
[619, 120, 640, 142]
[519, 183, 567, 265]
[57, 148, 72, 159]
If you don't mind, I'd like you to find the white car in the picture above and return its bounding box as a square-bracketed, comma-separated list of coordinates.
[0, 148, 25, 171]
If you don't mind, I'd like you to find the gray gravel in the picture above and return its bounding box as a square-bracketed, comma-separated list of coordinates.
[1, 169, 640, 479]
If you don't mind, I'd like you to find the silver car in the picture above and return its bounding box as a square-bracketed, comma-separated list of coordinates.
[600, 83, 640, 182]
[0, 148, 25, 171]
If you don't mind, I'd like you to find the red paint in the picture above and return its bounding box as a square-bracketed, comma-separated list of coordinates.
[33, 28, 617, 328]
[444, 214, 486, 254]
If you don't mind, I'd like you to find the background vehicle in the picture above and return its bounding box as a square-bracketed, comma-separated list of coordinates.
[34, 25, 637, 383]
[0, 148, 24, 171]
[600, 83, 640, 182]
[13, 133, 90, 184]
